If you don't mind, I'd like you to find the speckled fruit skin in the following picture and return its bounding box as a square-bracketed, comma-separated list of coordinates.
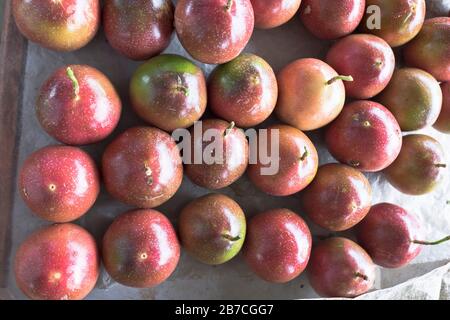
[102, 127, 183, 208]
[325, 100, 402, 172]
[179, 194, 246, 265]
[12, 0, 100, 52]
[434, 82, 450, 133]
[308, 237, 375, 298]
[384, 134, 446, 195]
[356, 203, 423, 268]
[37, 65, 122, 145]
[248, 124, 318, 196]
[175, 0, 254, 64]
[185, 119, 249, 190]
[360, 0, 425, 47]
[14, 224, 99, 300]
[251, 0, 302, 29]
[377, 68, 442, 132]
[130, 54, 207, 132]
[103, 0, 174, 61]
[326, 34, 395, 99]
[276, 58, 347, 131]
[209, 53, 278, 128]
[243, 209, 312, 283]
[300, 0, 365, 40]
[19, 146, 100, 223]
[102, 209, 180, 288]
[302, 163, 372, 232]
[404, 17, 450, 82]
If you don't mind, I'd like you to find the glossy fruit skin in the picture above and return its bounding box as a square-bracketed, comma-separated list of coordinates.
[175, 0, 254, 64]
[404, 17, 450, 82]
[326, 34, 395, 99]
[243, 209, 312, 283]
[300, 0, 365, 40]
[248, 124, 318, 196]
[102, 209, 180, 288]
[179, 194, 246, 265]
[434, 82, 450, 133]
[103, 0, 174, 61]
[308, 237, 375, 298]
[14, 224, 99, 300]
[12, 0, 100, 52]
[360, 0, 426, 47]
[276, 58, 346, 131]
[302, 163, 372, 232]
[130, 54, 207, 132]
[378, 68, 442, 131]
[102, 127, 183, 208]
[356, 203, 423, 268]
[209, 53, 278, 128]
[384, 134, 446, 195]
[37, 65, 122, 145]
[325, 100, 402, 172]
[185, 119, 249, 190]
[19, 146, 100, 223]
[251, 0, 301, 29]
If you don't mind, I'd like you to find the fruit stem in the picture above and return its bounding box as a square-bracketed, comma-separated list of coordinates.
[66, 67, 80, 101]
[178, 87, 189, 96]
[144, 162, 153, 186]
[349, 160, 360, 168]
[354, 272, 369, 281]
[222, 234, 241, 242]
[326, 75, 354, 85]
[374, 60, 383, 68]
[224, 121, 235, 137]
[176, 75, 189, 96]
[435, 163, 447, 168]
[139, 252, 148, 260]
[250, 74, 260, 86]
[225, 0, 233, 11]
[299, 147, 309, 161]
[402, 4, 416, 26]
[447, 200, 450, 205]
[412, 235, 450, 246]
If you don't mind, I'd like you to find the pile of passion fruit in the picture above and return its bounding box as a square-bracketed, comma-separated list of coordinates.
[11, 0, 450, 299]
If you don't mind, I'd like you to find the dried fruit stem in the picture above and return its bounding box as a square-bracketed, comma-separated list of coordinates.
[144, 162, 153, 185]
[402, 4, 416, 26]
[354, 272, 369, 281]
[299, 147, 309, 161]
[374, 60, 383, 68]
[412, 235, 450, 246]
[349, 160, 360, 167]
[326, 75, 354, 85]
[435, 163, 447, 168]
[224, 121, 235, 137]
[222, 234, 241, 242]
[176, 75, 189, 96]
[225, 0, 233, 11]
